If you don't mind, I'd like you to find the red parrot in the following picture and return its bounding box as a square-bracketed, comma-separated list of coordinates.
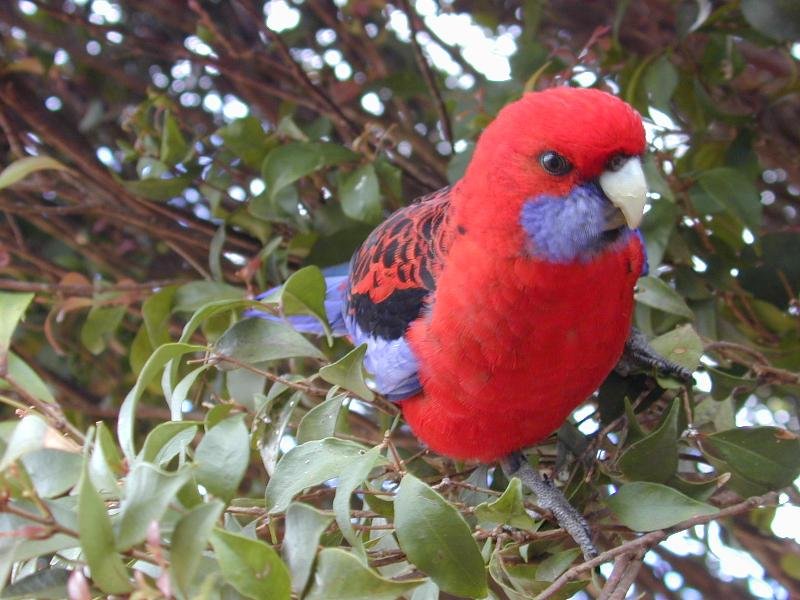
[345, 87, 651, 460]
[257, 86, 690, 557]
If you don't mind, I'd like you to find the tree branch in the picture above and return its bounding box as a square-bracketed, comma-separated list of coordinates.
[399, 0, 454, 153]
[534, 490, 780, 600]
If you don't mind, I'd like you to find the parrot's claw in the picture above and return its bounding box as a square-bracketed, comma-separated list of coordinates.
[615, 327, 694, 382]
[500, 452, 597, 560]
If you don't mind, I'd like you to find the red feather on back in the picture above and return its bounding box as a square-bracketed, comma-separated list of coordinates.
[349, 187, 452, 304]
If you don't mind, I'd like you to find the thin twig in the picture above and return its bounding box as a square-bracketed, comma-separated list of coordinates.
[533, 490, 780, 600]
[399, 0, 454, 153]
[606, 551, 644, 600]
[1, 373, 85, 443]
[0, 278, 184, 295]
[598, 552, 634, 600]
[210, 354, 328, 397]
[236, 0, 357, 138]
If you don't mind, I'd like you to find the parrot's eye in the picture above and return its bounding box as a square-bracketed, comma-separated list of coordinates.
[539, 151, 572, 176]
[607, 153, 628, 172]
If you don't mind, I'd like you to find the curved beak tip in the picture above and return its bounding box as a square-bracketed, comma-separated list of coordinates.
[599, 157, 648, 229]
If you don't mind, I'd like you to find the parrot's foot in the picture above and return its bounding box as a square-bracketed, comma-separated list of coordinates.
[615, 327, 694, 382]
[500, 452, 597, 560]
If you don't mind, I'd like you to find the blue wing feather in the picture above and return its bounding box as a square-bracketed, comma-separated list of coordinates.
[248, 271, 421, 400]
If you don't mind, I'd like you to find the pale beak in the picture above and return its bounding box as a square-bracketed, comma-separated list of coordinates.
[599, 157, 648, 229]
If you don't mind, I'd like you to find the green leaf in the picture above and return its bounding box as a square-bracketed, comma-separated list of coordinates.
[282, 502, 334, 594]
[395, 473, 488, 598]
[226, 367, 266, 412]
[171, 500, 224, 598]
[640, 196, 677, 270]
[296, 393, 345, 443]
[130, 325, 153, 375]
[475, 478, 537, 529]
[750, 298, 797, 334]
[89, 422, 121, 493]
[410, 581, 440, 600]
[319, 344, 374, 401]
[173, 281, 245, 313]
[169, 365, 208, 419]
[122, 175, 192, 201]
[213, 318, 325, 367]
[644, 55, 678, 114]
[0, 156, 70, 190]
[0, 414, 48, 470]
[142, 285, 177, 347]
[623, 397, 647, 444]
[649, 324, 703, 388]
[276, 115, 310, 141]
[642, 155, 674, 202]
[137, 156, 168, 179]
[606, 482, 717, 532]
[0, 568, 70, 600]
[210, 529, 291, 600]
[195, 414, 250, 500]
[701, 427, 800, 496]
[180, 299, 270, 346]
[116, 463, 192, 550]
[741, 0, 800, 41]
[20, 449, 82, 498]
[140, 421, 199, 466]
[305, 548, 425, 600]
[217, 116, 275, 170]
[0, 292, 34, 357]
[695, 395, 735, 431]
[262, 142, 357, 200]
[259, 389, 302, 476]
[535, 548, 581, 582]
[676, 0, 712, 35]
[375, 157, 403, 205]
[117, 343, 205, 459]
[697, 168, 762, 231]
[209, 225, 226, 283]
[0, 511, 76, 565]
[339, 164, 382, 223]
[161, 111, 189, 166]
[4, 353, 55, 404]
[266, 438, 372, 513]
[618, 399, 680, 483]
[780, 554, 800, 581]
[635, 276, 694, 319]
[281, 266, 331, 342]
[333, 445, 386, 558]
[668, 473, 727, 502]
[205, 404, 234, 429]
[78, 447, 132, 594]
[80, 305, 126, 355]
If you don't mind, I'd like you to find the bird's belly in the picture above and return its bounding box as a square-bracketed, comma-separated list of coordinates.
[403, 246, 641, 462]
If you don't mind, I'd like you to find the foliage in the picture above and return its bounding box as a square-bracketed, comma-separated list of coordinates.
[1, 1, 800, 599]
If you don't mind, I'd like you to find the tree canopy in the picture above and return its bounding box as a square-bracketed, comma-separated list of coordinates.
[1, 1, 800, 599]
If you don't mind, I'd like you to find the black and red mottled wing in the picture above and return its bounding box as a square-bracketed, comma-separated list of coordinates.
[347, 186, 453, 341]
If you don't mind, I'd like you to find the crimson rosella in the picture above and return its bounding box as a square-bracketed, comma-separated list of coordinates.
[258, 86, 691, 558]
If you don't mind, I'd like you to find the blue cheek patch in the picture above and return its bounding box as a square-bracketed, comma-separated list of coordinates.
[519, 183, 632, 263]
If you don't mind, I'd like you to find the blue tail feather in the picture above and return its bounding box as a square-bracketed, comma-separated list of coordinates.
[246, 274, 349, 337]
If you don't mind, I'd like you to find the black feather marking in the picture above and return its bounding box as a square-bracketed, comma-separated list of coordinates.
[382, 239, 398, 267]
[346, 185, 454, 340]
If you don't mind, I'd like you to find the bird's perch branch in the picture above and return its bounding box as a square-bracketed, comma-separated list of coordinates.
[534, 490, 781, 600]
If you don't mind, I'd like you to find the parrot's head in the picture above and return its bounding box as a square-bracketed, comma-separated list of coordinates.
[459, 86, 648, 262]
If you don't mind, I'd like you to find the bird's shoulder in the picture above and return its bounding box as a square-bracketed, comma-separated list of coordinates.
[347, 186, 454, 340]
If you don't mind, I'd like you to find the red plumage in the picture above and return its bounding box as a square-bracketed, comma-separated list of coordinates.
[348, 87, 646, 462]
[350, 187, 452, 303]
